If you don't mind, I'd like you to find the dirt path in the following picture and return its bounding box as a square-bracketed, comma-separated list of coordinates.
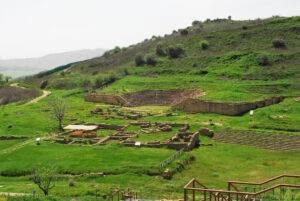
[24, 90, 51, 105]
[9, 83, 26, 89]
[0, 138, 35, 155]
[10, 83, 51, 105]
[0, 192, 28, 196]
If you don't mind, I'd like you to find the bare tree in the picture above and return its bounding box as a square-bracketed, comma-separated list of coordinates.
[49, 96, 66, 130]
[32, 166, 57, 196]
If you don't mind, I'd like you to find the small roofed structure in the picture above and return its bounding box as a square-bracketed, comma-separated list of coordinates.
[64, 125, 98, 131]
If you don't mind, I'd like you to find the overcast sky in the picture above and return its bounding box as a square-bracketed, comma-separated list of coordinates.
[0, 0, 300, 59]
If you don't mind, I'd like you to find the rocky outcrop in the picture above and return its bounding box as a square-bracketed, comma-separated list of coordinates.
[172, 96, 284, 116]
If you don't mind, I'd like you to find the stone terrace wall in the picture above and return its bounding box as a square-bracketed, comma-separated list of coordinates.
[85, 90, 204, 106]
[172, 96, 284, 116]
[84, 93, 129, 106]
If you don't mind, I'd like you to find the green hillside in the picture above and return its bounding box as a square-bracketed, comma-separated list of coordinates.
[1, 16, 300, 200]
[26, 16, 300, 101]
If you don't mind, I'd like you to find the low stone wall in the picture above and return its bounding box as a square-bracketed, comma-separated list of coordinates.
[85, 93, 129, 106]
[84, 89, 204, 106]
[172, 96, 284, 116]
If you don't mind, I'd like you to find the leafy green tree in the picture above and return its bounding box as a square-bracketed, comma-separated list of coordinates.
[5, 76, 12, 83]
[0, 73, 3, 85]
[32, 166, 57, 196]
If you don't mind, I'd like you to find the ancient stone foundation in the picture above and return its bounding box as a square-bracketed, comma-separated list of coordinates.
[171, 96, 284, 116]
[85, 89, 204, 106]
[85, 89, 283, 116]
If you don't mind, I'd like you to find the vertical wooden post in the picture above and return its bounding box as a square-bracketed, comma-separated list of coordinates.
[193, 181, 195, 201]
[228, 183, 231, 200]
[184, 189, 187, 201]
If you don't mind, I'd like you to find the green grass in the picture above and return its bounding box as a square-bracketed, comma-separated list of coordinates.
[1, 16, 300, 200]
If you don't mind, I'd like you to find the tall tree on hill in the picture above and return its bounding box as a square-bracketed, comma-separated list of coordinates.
[49, 96, 66, 130]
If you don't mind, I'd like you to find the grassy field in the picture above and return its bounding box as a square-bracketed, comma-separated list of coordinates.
[0, 16, 300, 200]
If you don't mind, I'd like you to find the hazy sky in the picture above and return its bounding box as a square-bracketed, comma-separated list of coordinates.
[1, 0, 300, 59]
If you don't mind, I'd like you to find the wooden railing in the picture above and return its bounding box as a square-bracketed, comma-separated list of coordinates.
[228, 174, 300, 192]
[158, 148, 184, 169]
[184, 175, 300, 201]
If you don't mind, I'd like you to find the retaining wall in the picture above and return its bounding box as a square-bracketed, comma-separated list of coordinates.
[84, 90, 204, 106]
[171, 96, 284, 116]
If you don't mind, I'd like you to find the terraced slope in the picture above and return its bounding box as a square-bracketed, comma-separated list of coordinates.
[213, 130, 300, 151]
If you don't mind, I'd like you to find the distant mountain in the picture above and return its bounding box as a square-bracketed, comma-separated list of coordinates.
[0, 48, 106, 78]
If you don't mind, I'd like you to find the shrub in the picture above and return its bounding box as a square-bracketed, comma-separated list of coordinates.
[103, 51, 110, 58]
[166, 45, 184, 58]
[80, 78, 91, 88]
[146, 54, 156, 65]
[156, 43, 165, 56]
[111, 46, 121, 54]
[92, 70, 98, 75]
[272, 39, 286, 48]
[122, 67, 129, 75]
[40, 80, 48, 89]
[108, 73, 118, 82]
[179, 29, 188, 36]
[257, 54, 269, 66]
[192, 20, 202, 26]
[94, 76, 105, 89]
[242, 25, 248, 30]
[135, 53, 145, 66]
[60, 71, 65, 76]
[200, 40, 209, 50]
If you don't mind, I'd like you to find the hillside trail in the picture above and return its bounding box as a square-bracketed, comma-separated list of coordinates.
[9, 83, 51, 105]
[0, 192, 28, 196]
[0, 138, 35, 155]
[24, 90, 51, 105]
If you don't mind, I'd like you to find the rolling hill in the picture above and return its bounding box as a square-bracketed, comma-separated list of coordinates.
[0, 48, 106, 78]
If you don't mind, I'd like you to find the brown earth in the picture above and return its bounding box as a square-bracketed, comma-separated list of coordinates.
[0, 86, 39, 105]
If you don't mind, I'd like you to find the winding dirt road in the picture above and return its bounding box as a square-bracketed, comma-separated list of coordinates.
[24, 90, 51, 105]
[10, 83, 51, 105]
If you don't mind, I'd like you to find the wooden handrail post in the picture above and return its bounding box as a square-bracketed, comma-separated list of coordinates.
[228, 182, 231, 200]
[193, 181, 195, 201]
[184, 188, 187, 201]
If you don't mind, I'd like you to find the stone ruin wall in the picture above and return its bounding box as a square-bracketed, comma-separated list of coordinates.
[171, 96, 284, 116]
[84, 90, 284, 116]
[84, 90, 204, 107]
[84, 94, 129, 106]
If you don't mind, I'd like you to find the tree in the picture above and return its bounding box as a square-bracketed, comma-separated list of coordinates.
[0, 73, 3, 85]
[49, 97, 66, 130]
[135, 53, 145, 66]
[32, 166, 57, 196]
[5, 76, 12, 83]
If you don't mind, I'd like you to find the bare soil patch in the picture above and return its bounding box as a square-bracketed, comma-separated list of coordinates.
[0, 86, 39, 105]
